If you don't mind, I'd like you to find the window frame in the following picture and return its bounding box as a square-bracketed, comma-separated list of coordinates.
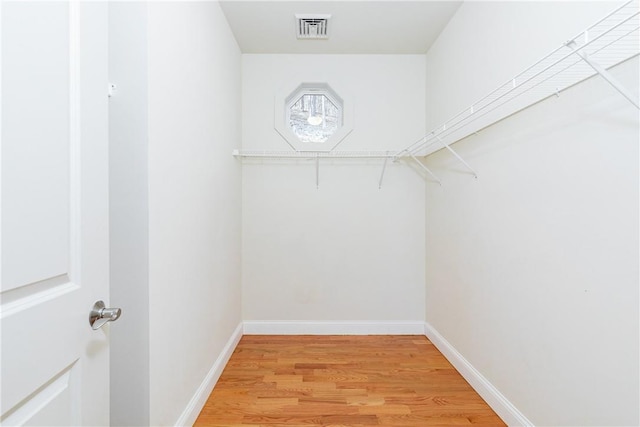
[274, 82, 353, 152]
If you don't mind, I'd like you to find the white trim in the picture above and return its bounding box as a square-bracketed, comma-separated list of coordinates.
[174, 322, 243, 427]
[424, 322, 534, 427]
[243, 320, 425, 335]
[68, 0, 81, 288]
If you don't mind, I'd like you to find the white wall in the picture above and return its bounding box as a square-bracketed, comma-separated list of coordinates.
[242, 55, 426, 325]
[146, 2, 242, 425]
[108, 3, 150, 426]
[424, 2, 639, 425]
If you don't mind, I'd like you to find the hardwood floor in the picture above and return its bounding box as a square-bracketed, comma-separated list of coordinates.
[195, 335, 505, 426]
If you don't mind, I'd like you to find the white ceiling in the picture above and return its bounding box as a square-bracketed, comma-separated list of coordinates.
[219, 1, 463, 54]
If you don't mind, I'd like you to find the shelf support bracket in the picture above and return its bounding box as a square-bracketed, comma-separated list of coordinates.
[378, 153, 389, 189]
[435, 135, 478, 178]
[315, 153, 320, 189]
[410, 153, 441, 185]
[566, 40, 639, 109]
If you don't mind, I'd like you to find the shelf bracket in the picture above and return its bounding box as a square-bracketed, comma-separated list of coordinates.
[566, 40, 639, 109]
[378, 153, 389, 189]
[315, 153, 320, 189]
[410, 153, 441, 185]
[435, 135, 478, 178]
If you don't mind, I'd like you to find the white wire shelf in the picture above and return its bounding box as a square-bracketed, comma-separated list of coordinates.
[233, 150, 424, 189]
[232, 149, 397, 159]
[397, 0, 640, 159]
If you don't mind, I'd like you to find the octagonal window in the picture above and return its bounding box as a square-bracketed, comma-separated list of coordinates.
[288, 93, 341, 143]
[275, 82, 352, 152]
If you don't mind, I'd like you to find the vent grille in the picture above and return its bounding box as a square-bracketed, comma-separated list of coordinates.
[296, 14, 330, 39]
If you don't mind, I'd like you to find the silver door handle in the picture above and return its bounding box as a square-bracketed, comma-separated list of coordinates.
[89, 300, 122, 330]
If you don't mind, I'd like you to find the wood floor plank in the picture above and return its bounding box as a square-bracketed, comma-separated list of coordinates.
[194, 335, 505, 426]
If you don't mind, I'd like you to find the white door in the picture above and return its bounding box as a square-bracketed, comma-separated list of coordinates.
[1, 1, 111, 425]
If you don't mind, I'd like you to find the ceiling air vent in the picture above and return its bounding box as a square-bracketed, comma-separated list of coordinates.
[296, 14, 331, 39]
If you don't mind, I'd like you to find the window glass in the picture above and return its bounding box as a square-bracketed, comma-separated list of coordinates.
[289, 93, 340, 143]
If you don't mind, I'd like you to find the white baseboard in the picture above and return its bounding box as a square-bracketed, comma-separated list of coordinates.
[243, 320, 425, 335]
[424, 322, 533, 427]
[174, 322, 243, 427]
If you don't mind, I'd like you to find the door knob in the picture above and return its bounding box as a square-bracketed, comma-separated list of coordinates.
[89, 300, 122, 330]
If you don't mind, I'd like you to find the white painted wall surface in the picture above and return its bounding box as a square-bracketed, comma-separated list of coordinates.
[147, 2, 242, 425]
[242, 55, 426, 324]
[424, 2, 639, 425]
[108, 3, 150, 426]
